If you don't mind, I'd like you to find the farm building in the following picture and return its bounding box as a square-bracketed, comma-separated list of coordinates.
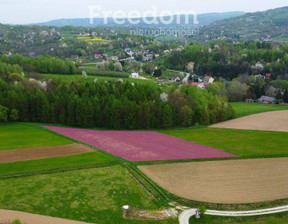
[257, 96, 277, 104]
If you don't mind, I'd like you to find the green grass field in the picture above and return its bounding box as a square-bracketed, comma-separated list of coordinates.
[231, 102, 288, 118]
[0, 152, 115, 179]
[160, 127, 288, 157]
[0, 123, 72, 150]
[0, 166, 175, 224]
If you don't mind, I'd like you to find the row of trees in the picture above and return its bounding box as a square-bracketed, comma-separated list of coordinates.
[0, 76, 235, 129]
[95, 60, 142, 73]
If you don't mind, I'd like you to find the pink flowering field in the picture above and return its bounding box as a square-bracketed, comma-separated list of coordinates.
[42, 126, 238, 161]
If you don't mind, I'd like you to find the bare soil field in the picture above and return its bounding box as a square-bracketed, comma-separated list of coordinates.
[139, 158, 288, 204]
[210, 110, 288, 132]
[0, 144, 94, 163]
[0, 209, 92, 224]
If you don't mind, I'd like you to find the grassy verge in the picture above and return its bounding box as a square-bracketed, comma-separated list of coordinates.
[0, 123, 72, 150]
[231, 102, 288, 118]
[159, 127, 288, 157]
[0, 166, 176, 224]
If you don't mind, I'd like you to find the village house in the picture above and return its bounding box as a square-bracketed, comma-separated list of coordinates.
[189, 82, 210, 89]
[170, 76, 181, 82]
[204, 76, 215, 84]
[131, 73, 139, 78]
[191, 74, 203, 82]
[94, 54, 102, 59]
[111, 56, 119, 61]
[257, 96, 277, 104]
[125, 48, 134, 56]
[255, 74, 265, 79]
[71, 55, 79, 61]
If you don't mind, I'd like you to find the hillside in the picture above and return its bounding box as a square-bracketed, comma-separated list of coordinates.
[198, 7, 288, 41]
[34, 12, 245, 28]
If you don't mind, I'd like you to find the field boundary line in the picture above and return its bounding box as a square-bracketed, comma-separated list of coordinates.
[0, 161, 119, 180]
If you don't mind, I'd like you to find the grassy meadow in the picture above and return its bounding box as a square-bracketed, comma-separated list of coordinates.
[0, 123, 72, 150]
[0, 166, 176, 224]
[231, 102, 288, 118]
[160, 127, 288, 157]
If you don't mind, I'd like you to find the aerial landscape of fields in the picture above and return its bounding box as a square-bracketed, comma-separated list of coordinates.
[1, 0, 288, 224]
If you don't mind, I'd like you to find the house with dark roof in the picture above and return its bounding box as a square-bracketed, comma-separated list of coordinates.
[257, 96, 277, 104]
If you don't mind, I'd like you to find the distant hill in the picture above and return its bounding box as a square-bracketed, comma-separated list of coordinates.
[198, 7, 288, 41]
[34, 12, 245, 28]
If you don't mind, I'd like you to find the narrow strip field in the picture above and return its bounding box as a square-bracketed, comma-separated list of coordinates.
[139, 158, 288, 204]
[211, 110, 288, 132]
[0, 209, 93, 224]
[231, 102, 288, 118]
[42, 126, 237, 161]
[0, 144, 94, 163]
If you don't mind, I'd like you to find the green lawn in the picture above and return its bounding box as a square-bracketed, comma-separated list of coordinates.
[0, 123, 72, 150]
[0, 152, 115, 179]
[231, 102, 288, 118]
[0, 166, 176, 224]
[160, 127, 288, 157]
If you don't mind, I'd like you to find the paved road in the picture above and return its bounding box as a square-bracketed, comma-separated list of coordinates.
[179, 205, 288, 224]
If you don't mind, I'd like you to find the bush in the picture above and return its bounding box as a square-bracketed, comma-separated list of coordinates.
[12, 219, 23, 224]
[199, 206, 207, 216]
[0, 105, 8, 122]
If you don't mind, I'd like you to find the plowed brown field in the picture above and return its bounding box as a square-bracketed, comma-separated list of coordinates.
[139, 158, 288, 203]
[210, 110, 288, 132]
[0, 209, 92, 224]
[0, 144, 94, 163]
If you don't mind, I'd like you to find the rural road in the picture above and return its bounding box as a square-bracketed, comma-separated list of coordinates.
[179, 205, 288, 224]
[166, 69, 190, 83]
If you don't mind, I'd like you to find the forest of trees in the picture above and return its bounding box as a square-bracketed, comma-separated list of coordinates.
[0, 73, 235, 128]
[0, 54, 78, 74]
[165, 41, 288, 81]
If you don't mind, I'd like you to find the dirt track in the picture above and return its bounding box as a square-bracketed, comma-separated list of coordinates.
[0, 144, 94, 163]
[139, 158, 288, 204]
[210, 110, 288, 132]
[0, 209, 93, 224]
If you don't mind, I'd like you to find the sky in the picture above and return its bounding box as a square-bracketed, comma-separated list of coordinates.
[0, 0, 287, 24]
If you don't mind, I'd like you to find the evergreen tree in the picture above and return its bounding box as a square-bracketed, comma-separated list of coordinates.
[0, 105, 8, 122]
[284, 89, 288, 103]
